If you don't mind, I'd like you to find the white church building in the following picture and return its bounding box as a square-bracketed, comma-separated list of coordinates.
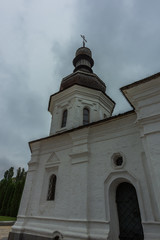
[9, 45, 160, 240]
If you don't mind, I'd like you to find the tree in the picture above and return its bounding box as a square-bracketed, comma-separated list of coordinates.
[0, 167, 26, 217]
[0, 179, 7, 212]
[10, 167, 26, 217]
[1, 181, 14, 215]
[6, 183, 15, 216]
[4, 167, 14, 181]
[0, 167, 14, 214]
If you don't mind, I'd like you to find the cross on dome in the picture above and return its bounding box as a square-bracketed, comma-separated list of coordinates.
[80, 35, 87, 47]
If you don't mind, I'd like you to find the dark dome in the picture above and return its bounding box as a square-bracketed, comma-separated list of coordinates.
[73, 47, 94, 73]
[60, 46, 106, 93]
[75, 47, 92, 58]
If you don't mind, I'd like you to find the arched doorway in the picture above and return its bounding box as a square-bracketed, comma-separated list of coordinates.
[116, 182, 144, 240]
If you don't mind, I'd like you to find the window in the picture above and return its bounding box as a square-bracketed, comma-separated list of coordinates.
[114, 156, 123, 166]
[83, 108, 89, 125]
[61, 109, 67, 128]
[47, 174, 57, 200]
[111, 153, 125, 169]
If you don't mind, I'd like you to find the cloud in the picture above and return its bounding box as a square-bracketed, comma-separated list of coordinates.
[0, 0, 160, 178]
[71, 0, 160, 113]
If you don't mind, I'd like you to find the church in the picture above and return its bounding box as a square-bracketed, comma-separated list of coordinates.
[9, 42, 160, 240]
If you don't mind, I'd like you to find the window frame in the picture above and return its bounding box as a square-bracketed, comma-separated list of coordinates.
[47, 174, 57, 201]
[61, 109, 68, 128]
[83, 107, 90, 125]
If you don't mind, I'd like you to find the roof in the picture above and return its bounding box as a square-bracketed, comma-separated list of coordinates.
[121, 72, 160, 91]
[121, 72, 160, 109]
[60, 71, 106, 93]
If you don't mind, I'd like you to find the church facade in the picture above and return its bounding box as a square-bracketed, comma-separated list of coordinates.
[9, 46, 160, 240]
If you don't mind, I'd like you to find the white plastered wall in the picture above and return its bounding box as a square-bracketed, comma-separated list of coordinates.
[49, 85, 114, 135]
[12, 77, 160, 240]
[13, 111, 160, 240]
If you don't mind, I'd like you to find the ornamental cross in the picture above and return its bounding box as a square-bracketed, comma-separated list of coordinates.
[81, 35, 87, 47]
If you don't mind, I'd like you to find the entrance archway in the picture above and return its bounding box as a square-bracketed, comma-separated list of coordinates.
[116, 182, 144, 240]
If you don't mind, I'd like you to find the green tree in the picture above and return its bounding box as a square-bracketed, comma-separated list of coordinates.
[0, 167, 14, 214]
[4, 167, 14, 181]
[6, 183, 15, 216]
[0, 179, 7, 212]
[0, 167, 26, 217]
[10, 167, 26, 217]
[1, 180, 14, 215]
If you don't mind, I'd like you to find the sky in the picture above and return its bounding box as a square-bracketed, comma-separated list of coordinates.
[0, 0, 160, 179]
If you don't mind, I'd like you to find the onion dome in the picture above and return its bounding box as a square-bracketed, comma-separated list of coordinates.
[73, 47, 94, 73]
[60, 47, 106, 93]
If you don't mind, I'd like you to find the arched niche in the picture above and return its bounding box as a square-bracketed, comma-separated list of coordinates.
[104, 171, 145, 240]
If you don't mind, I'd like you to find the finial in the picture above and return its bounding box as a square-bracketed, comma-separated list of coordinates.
[80, 35, 87, 47]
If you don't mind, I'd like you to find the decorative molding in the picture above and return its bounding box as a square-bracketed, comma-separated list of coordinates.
[28, 160, 38, 172]
[136, 113, 160, 125]
[45, 152, 60, 169]
[28, 142, 41, 171]
[111, 152, 126, 170]
[70, 152, 88, 165]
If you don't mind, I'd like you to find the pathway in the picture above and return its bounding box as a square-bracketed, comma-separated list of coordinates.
[0, 226, 11, 240]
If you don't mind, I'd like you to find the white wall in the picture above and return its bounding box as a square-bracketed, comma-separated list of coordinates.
[14, 111, 160, 239]
[49, 85, 114, 135]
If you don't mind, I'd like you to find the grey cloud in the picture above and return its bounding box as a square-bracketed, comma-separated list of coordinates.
[72, 0, 160, 113]
[0, 0, 160, 178]
[0, 157, 14, 180]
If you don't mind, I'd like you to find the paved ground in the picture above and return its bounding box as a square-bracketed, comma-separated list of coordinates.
[0, 226, 11, 240]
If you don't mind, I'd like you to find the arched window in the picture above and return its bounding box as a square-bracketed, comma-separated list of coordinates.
[61, 109, 67, 128]
[116, 182, 144, 240]
[83, 108, 89, 125]
[47, 174, 57, 201]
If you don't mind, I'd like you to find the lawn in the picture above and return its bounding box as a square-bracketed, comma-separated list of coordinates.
[0, 216, 16, 221]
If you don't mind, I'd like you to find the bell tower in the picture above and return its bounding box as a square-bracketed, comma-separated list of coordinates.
[48, 45, 115, 135]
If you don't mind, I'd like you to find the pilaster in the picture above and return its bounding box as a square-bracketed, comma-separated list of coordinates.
[69, 128, 89, 222]
[122, 75, 160, 220]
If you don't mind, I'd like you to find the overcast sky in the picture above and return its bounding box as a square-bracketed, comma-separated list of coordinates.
[0, 0, 160, 178]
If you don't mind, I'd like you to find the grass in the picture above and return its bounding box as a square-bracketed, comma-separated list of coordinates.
[0, 216, 16, 221]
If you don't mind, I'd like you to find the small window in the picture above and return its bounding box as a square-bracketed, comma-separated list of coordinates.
[115, 156, 123, 166]
[61, 109, 67, 128]
[111, 153, 125, 169]
[47, 174, 57, 200]
[83, 108, 89, 125]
